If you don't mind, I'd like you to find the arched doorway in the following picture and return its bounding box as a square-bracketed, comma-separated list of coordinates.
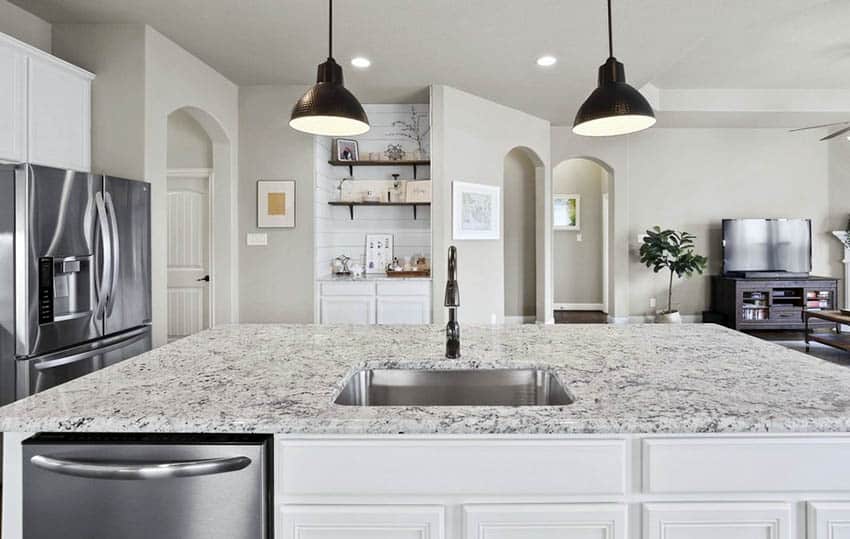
[162, 106, 232, 343]
[552, 157, 612, 322]
[502, 146, 550, 324]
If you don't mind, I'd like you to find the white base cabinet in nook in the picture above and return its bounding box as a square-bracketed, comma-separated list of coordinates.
[643, 502, 792, 539]
[281, 505, 445, 539]
[464, 504, 627, 539]
[808, 502, 850, 539]
[319, 280, 431, 325]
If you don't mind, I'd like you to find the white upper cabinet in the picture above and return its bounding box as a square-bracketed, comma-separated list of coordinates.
[0, 38, 26, 164]
[0, 33, 93, 172]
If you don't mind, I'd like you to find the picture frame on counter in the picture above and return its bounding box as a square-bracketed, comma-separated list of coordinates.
[365, 233, 393, 273]
[334, 138, 359, 161]
[553, 194, 580, 231]
[257, 180, 296, 228]
[452, 181, 500, 240]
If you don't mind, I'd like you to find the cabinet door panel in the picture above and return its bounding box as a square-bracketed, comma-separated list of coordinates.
[377, 296, 431, 325]
[28, 55, 91, 171]
[0, 41, 26, 163]
[643, 503, 791, 539]
[320, 296, 375, 324]
[808, 502, 850, 539]
[464, 504, 626, 539]
[281, 505, 444, 539]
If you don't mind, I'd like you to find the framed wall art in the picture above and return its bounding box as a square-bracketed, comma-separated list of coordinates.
[257, 180, 296, 228]
[452, 181, 500, 240]
[334, 138, 359, 161]
[553, 194, 580, 231]
[365, 233, 393, 273]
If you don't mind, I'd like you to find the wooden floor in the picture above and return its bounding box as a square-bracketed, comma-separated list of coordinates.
[554, 310, 608, 324]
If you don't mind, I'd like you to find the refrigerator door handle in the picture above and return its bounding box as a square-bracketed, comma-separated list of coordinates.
[104, 191, 120, 316]
[93, 192, 112, 320]
[29, 454, 252, 480]
[32, 327, 149, 372]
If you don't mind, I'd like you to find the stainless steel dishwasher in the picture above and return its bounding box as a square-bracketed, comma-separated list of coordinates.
[22, 433, 272, 539]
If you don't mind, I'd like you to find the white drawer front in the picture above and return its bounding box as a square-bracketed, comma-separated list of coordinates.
[279, 439, 626, 497]
[463, 504, 627, 539]
[377, 280, 431, 296]
[320, 281, 375, 296]
[643, 437, 850, 493]
[281, 505, 444, 539]
[643, 502, 792, 539]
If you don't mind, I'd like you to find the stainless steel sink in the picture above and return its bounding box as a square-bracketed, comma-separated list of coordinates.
[334, 368, 574, 407]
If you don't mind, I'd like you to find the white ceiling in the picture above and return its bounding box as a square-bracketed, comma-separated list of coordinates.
[13, 0, 844, 125]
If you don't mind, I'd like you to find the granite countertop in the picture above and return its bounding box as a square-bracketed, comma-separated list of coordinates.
[317, 274, 432, 282]
[1, 323, 849, 435]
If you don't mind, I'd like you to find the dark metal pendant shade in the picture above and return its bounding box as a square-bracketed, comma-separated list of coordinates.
[573, 57, 655, 137]
[289, 0, 370, 137]
[573, 0, 655, 137]
[290, 57, 370, 136]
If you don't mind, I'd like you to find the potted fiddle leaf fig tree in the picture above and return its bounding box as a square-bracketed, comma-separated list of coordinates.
[639, 226, 708, 323]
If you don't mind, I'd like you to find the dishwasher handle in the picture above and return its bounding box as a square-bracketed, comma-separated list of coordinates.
[30, 454, 251, 480]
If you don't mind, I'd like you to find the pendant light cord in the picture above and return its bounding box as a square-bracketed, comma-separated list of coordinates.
[328, 0, 333, 58]
[607, 0, 613, 58]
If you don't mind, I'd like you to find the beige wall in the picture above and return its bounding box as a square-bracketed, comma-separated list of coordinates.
[238, 85, 315, 323]
[53, 24, 147, 180]
[503, 148, 537, 318]
[552, 126, 837, 319]
[54, 24, 239, 346]
[167, 110, 212, 169]
[431, 85, 552, 324]
[553, 158, 607, 305]
[0, 0, 51, 52]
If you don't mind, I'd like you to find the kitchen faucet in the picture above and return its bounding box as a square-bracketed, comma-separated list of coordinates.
[444, 246, 460, 359]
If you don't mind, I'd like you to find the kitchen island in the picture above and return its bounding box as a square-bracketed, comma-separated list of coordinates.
[3, 323, 850, 538]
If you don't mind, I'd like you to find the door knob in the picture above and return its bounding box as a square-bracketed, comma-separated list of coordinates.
[196, 275, 210, 282]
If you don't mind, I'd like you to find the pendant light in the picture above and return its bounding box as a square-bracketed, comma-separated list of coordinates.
[290, 0, 370, 136]
[573, 0, 655, 137]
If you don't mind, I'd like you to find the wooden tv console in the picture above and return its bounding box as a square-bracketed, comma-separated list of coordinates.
[711, 275, 838, 331]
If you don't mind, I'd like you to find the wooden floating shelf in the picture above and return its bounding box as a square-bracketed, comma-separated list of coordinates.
[328, 201, 431, 220]
[328, 159, 431, 179]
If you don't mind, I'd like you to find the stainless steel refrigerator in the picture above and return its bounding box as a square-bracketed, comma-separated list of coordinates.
[0, 164, 152, 405]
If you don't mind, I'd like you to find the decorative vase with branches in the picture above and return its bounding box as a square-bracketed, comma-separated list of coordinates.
[639, 226, 708, 316]
[386, 105, 430, 158]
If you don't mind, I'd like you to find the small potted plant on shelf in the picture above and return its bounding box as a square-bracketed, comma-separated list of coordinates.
[639, 226, 708, 323]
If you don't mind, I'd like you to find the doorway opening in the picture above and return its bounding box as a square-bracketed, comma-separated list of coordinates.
[552, 157, 612, 322]
[166, 109, 213, 342]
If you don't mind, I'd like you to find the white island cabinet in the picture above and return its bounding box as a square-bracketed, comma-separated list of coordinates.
[0, 32, 93, 171]
[276, 435, 850, 539]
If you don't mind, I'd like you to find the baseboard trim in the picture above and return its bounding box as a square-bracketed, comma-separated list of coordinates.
[554, 303, 604, 311]
[503, 315, 537, 325]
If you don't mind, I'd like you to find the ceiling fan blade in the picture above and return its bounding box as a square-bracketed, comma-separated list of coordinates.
[819, 125, 850, 141]
[789, 121, 850, 132]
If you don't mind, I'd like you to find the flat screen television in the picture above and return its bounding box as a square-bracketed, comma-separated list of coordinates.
[722, 218, 812, 276]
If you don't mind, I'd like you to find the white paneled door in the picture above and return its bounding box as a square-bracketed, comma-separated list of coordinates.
[281, 505, 444, 539]
[463, 504, 627, 539]
[167, 172, 211, 342]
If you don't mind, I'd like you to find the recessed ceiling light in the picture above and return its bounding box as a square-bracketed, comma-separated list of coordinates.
[536, 55, 557, 67]
[351, 57, 371, 68]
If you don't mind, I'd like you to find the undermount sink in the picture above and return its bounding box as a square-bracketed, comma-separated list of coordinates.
[334, 368, 575, 407]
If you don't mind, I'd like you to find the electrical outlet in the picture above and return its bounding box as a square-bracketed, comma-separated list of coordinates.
[649, 297, 657, 309]
[246, 233, 268, 246]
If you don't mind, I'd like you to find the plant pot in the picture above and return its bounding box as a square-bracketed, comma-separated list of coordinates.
[655, 310, 682, 324]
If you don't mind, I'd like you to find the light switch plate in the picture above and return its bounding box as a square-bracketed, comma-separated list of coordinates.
[576, 233, 583, 242]
[246, 233, 268, 246]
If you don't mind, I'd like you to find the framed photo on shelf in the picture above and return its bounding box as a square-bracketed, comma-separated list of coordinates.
[553, 194, 580, 231]
[257, 180, 295, 228]
[334, 138, 359, 161]
[452, 181, 500, 240]
[365, 234, 393, 273]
